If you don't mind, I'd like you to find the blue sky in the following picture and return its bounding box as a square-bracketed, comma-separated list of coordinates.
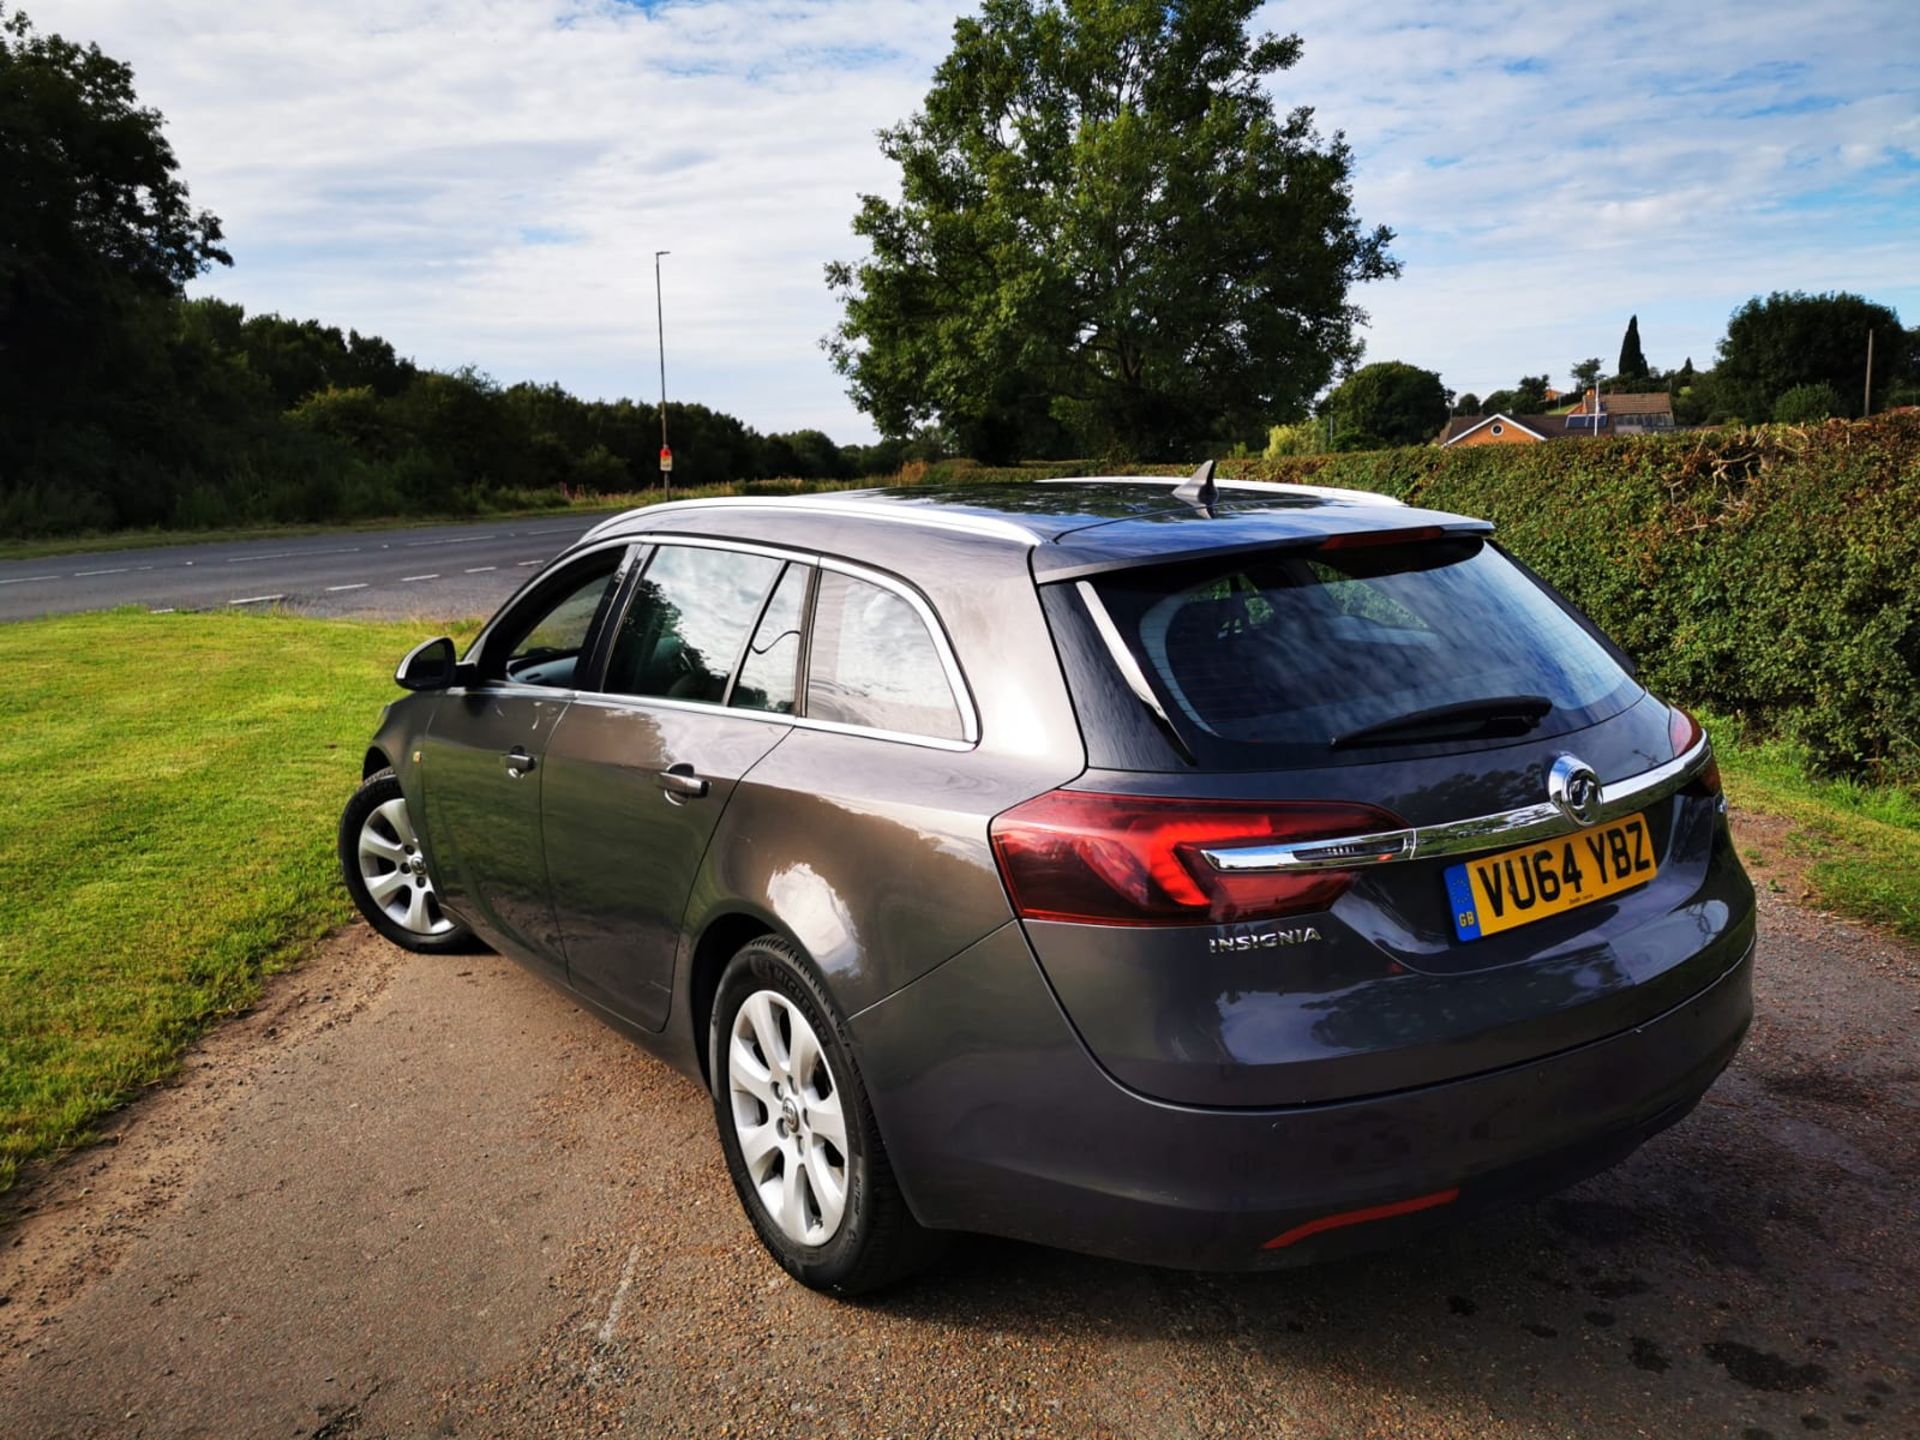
[35, 0, 1920, 438]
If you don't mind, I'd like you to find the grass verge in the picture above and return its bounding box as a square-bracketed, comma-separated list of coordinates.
[1707, 711, 1920, 942]
[0, 608, 449, 1195]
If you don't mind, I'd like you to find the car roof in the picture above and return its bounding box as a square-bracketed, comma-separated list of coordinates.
[576, 477, 1492, 580]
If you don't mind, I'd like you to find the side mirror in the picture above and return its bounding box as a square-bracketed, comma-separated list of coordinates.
[395, 636, 459, 691]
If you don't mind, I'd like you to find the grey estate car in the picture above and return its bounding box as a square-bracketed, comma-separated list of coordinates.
[338, 472, 1755, 1295]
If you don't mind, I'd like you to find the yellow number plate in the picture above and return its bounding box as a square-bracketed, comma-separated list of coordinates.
[1443, 812, 1656, 942]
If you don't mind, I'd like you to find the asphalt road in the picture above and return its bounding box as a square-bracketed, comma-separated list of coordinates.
[1, 816, 1916, 1439]
[0, 515, 614, 623]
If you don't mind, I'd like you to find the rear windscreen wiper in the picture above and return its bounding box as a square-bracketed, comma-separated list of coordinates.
[1330, 694, 1553, 750]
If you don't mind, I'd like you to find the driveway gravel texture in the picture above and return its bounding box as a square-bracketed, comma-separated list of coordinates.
[0, 813, 1914, 1440]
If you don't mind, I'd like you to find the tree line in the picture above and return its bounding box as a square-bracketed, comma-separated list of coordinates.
[1454, 302, 1917, 430]
[1288, 299, 1918, 457]
[0, 8, 897, 540]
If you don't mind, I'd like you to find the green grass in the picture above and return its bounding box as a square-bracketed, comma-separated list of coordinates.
[0, 608, 455, 1194]
[1706, 710, 1920, 941]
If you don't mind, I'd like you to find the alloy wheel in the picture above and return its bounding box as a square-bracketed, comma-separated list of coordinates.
[357, 797, 455, 937]
[727, 989, 850, 1246]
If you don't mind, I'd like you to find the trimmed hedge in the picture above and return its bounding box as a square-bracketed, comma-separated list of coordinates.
[924, 415, 1920, 785]
[1241, 415, 1920, 786]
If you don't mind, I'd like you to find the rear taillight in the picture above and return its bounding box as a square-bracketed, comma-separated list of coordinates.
[988, 791, 1403, 926]
[1668, 705, 1722, 795]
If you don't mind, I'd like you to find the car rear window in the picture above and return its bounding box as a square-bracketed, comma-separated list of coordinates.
[1079, 537, 1639, 767]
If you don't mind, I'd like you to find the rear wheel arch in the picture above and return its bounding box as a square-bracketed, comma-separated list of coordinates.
[689, 912, 782, 1085]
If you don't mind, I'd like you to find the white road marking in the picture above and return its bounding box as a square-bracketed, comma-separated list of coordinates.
[228, 594, 285, 605]
[586, 1241, 644, 1385]
[73, 567, 130, 576]
[326, 583, 370, 593]
[464, 565, 496, 573]
[223, 545, 363, 564]
[597, 1243, 643, 1344]
[516, 559, 543, 567]
[404, 535, 495, 548]
[149, 607, 176, 614]
[401, 573, 440, 582]
[0, 574, 60, 585]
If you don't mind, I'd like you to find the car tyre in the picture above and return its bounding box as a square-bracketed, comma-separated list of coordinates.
[338, 768, 480, 954]
[710, 935, 945, 1295]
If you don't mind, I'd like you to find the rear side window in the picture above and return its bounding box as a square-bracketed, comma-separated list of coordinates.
[603, 544, 782, 703]
[807, 571, 964, 741]
[1081, 537, 1638, 768]
[731, 562, 810, 715]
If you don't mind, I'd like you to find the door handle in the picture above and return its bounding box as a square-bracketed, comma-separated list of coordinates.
[655, 763, 710, 802]
[502, 747, 536, 779]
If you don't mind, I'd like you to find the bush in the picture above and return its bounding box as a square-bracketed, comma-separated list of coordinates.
[1773, 382, 1844, 423]
[1264, 421, 1325, 458]
[1224, 414, 1920, 785]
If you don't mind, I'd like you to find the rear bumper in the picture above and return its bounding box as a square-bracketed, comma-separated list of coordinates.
[851, 921, 1753, 1270]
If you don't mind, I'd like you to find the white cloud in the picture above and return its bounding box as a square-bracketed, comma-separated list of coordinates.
[27, 0, 1920, 437]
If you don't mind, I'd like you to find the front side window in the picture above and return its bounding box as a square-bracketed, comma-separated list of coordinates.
[806, 571, 964, 741]
[489, 549, 625, 688]
[603, 544, 783, 703]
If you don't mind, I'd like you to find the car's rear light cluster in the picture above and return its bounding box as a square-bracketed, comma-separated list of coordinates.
[988, 791, 1404, 926]
[1667, 706, 1722, 795]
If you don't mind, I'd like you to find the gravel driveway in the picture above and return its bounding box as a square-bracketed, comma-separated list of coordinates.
[1, 814, 1915, 1440]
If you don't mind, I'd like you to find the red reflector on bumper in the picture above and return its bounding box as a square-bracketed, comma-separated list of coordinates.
[1260, 1187, 1461, 1250]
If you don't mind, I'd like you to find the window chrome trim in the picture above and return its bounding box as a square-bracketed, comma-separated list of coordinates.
[561, 689, 976, 753]
[580, 496, 1041, 548]
[1075, 580, 1184, 742]
[569, 532, 981, 750]
[1199, 737, 1713, 874]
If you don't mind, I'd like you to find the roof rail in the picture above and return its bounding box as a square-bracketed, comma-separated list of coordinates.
[578, 494, 1042, 548]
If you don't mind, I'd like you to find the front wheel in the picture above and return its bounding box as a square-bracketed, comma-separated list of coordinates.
[710, 936, 943, 1295]
[337, 769, 478, 953]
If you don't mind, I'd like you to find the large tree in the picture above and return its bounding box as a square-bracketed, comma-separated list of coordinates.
[1716, 291, 1906, 420]
[0, 7, 230, 516]
[1322, 361, 1449, 448]
[824, 0, 1397, 461]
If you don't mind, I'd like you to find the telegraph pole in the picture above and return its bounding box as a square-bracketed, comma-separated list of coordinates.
[1864, 328, 1875, 417]
[654, 250, 673, 495]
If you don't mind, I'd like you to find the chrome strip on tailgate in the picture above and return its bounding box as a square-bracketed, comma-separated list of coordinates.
[1199, 737, 1713, 874]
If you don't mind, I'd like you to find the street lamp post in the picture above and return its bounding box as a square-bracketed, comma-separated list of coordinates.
[654, 249, 672, 495]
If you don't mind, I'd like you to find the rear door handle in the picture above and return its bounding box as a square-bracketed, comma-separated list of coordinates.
[656, 763, 710, 802]
[502, 747, 536, 779]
